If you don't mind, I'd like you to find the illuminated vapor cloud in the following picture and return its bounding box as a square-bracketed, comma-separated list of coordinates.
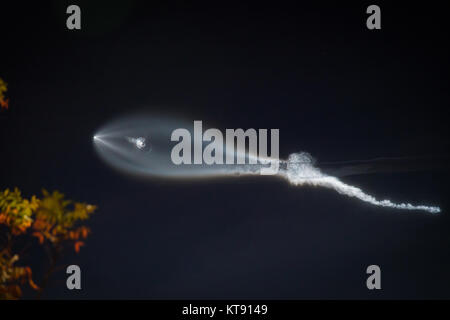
[93, 114, 441, 214]
[280, 152, 440, 214]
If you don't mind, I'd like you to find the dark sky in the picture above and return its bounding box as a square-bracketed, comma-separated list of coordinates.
[1, 1, 450, 299]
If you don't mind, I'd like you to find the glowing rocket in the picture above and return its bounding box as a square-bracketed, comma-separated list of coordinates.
[126, 136, 152, 152]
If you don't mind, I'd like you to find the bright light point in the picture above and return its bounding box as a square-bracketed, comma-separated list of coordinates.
[135, 137, 146, 149]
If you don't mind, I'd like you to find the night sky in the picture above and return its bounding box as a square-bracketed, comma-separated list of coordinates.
[1, 1, 450, 299]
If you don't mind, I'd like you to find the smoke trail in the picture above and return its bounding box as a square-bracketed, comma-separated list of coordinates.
[277, 152, 440, 214]
[319, 155, 450, 178]
[92, 115, 441, 214]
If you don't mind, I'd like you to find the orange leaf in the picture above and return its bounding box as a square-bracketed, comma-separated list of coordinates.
[0, 98, 8, 110]
[80, 227, 89, 238]
[74, 241, 84, 253]
[32, 232, 45, 244]
[24, 267, 39, 290]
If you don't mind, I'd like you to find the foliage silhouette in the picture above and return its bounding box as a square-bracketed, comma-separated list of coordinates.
[0, 188, 96, 299]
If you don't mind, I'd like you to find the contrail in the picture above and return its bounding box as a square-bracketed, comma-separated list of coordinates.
[318, 155, 450, 178]
[93, 114, 441, 214]
[277, 152, 440, 214]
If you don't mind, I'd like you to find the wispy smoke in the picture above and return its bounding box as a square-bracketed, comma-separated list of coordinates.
[278, 152, 440, 214]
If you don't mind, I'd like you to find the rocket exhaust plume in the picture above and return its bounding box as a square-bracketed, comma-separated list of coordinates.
[93, 114, 441, 214]
[280, 152, 440, 214]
